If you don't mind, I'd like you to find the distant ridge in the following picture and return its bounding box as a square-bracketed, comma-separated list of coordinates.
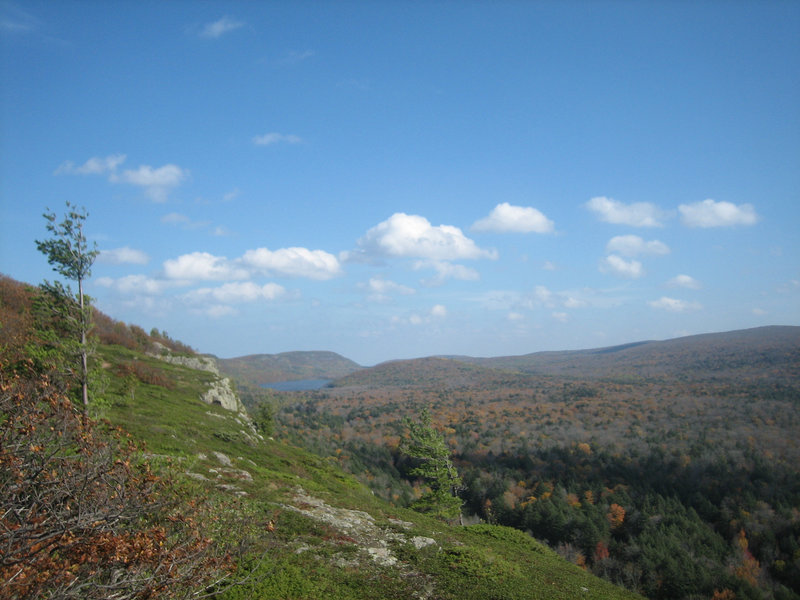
[334, 326, 800, 387]
[465, 325, 800, 381]
[219, 350, 362, 385]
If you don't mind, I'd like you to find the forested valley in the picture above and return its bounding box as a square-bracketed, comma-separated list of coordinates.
[247, 330, 800, 600]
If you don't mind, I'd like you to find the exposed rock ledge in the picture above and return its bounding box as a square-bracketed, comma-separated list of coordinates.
[285, 488, 438, 571]
[153, 351, 220, 376]
[200, 376, 246, 414]
[148, 347, 247, 416]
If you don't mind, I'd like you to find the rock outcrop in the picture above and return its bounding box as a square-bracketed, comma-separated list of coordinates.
[199, 376, 245, 414]
[149, 350, 247, 416]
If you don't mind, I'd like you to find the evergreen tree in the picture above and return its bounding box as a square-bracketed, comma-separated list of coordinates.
[400, 408, 464, 523]
[35, 202, 98, 415]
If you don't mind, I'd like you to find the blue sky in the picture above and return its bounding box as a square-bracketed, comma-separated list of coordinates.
[2, 1, 799, 365]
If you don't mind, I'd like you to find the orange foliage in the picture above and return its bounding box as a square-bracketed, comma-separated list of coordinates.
[0, 375, 234, 599]
[607, 503, 626, 529]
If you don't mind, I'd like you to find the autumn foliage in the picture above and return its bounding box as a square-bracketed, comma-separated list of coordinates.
[0, 374, 232, 599]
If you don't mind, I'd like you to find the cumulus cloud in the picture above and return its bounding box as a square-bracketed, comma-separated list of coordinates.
[55, 154, 126, 175]
[253, 132, 303, 146]
[413, 260, 480, 286]
[199, 16, 244, 38]
[648, 297, 702, 312]
[241, 247, 342, 280]
[606, 235, 669, 257]
[98, 246, 150, 265]
[678, 199, 758, 228]
[163, 252, 248, 281]
[184, 281, 285, 304]
[95, 274, 177, 296]
[112, 164, 189, 202]
[600, 254, 644, 279]
[667, 274, 701, 289]
[430, 304, 447, 318]
[354, 213, 497, 262]
[360, 277, 415, 302]
[586, 196, 665, 227]
[472, 202, 554, 234]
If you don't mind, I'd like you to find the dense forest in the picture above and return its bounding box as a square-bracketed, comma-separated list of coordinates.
[253, 330, 800, 600]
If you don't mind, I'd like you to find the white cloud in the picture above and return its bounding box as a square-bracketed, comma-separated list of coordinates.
[222, 188, 240, 202]
[112, 164, 189, 202]
[533, 285, 556, 307]
[355, 213, 497, 262]
[241, 247, 342, 280]
[273, 49, 315, 66]
[198, 304, 237, 318]
[184, 281, 285, 304]
[586, 196, 665, 227]
[55, 154, 126, 175]
[161, 212, 191, 225]
[430, 304, 447, 318]
[752, 307, 768, 316]
[163, 252, 248, 281]
[253, 132, 303, 146]
[160, 212, 209, 230]
[199, 16, 244, 39]
[606, 235, 669, 257]
[213, 226, 233, 237]
[678, 199, 759, 228]
[472, 202, 554, 234]
[98, 246, 149, 265]
[564, 296, 586, 308]
[600, 254, 644, 279]
[507, 312, 524, 321]
[649, 297, 702, 312]
[1, 4, 37, 34]
[414, 260, 480, 286]
[552, 311, 568, 323]
[95, 274, 176, 295]
[667, 274, 701, 289]
[361, 277, 415, 302]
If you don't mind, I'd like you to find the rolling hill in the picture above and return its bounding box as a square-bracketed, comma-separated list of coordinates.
[329, 326, 800, 388]
[219, 350, 362, 385]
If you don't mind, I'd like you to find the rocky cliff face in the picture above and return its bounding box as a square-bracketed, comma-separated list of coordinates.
[199, 376, 246, 414]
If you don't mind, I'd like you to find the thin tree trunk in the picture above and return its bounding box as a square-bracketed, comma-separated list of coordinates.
[78, 275, 89, 417]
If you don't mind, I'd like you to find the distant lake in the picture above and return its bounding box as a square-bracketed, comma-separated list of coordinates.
[262, 378, 332, 391]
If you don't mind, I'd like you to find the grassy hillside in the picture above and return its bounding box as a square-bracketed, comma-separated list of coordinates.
[0, 274, 642, 600]
[95, 348, 643, 599]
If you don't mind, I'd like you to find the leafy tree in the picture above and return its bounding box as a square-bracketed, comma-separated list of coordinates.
[399, 408, 464, 523]
[35, 202, 98, 415]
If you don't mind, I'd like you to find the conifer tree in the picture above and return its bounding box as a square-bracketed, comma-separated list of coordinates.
[35, 202, 98, 415]
[400, 408, 464, 523]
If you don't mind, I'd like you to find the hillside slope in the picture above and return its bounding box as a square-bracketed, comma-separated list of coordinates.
[336, 326, 800, 387]
[0, 274, 642, 600]
[219, 350, 362, 385]
[464, 325, 800, 381]
[95, 346, 644, 599]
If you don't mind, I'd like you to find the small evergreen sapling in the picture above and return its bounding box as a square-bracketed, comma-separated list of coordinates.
[400, 408, 464, 523]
